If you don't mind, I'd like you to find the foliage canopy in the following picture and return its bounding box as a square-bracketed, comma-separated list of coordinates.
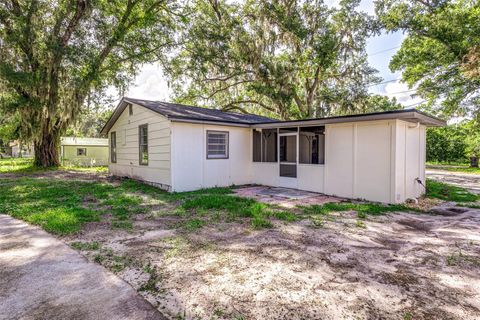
[168, 0, 392, 120]
[376, 0, 480, 121]
[0, 0, 179, 166]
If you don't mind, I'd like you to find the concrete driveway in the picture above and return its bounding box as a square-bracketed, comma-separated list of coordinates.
[0, 215, 165, 320]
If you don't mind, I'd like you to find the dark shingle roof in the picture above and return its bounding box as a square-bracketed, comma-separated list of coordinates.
[125, 98, 276, 124]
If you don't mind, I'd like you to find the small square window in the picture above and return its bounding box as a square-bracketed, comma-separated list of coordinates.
[207, 131, 228, 159]
[77, 148, 87, 156]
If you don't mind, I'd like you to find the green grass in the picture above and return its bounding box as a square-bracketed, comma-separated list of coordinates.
[426, 179, 479, 202]
[71, 241, 101, 251]
[426, 162, 480, 174]
[302, 202, 413, 217]
[0, 176, 170, 234]
[0, 158, 107, 174]
[181, 194, 275, 229]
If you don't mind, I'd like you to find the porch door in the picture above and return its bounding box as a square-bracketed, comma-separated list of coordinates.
[278, 132, 298, 188]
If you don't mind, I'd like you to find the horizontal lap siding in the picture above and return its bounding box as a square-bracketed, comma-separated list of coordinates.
[108, 103, 171, 188]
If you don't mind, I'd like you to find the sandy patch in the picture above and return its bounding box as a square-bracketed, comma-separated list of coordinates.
[67, 206, 480, 320]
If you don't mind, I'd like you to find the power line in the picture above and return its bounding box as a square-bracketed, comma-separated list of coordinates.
[388, 88, 418, 95]
[404, 100, 426, 108]
[369, 46, 401, 56]
[367, 78, 401, 87]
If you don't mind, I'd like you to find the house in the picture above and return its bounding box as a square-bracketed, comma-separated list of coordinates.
[9, 141, 34, 158]
[61, 137, 109, 166]
[100, 98, 445, 204]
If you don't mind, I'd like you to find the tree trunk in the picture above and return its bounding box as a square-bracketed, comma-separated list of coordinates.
[33, 124, 61, 167]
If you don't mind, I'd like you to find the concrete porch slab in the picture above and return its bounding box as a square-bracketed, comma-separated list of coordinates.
[233, 186, 340, 208]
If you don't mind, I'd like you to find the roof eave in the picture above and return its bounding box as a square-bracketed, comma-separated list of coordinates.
[251, 110, 446, 129]
[169, 117, 251, 127]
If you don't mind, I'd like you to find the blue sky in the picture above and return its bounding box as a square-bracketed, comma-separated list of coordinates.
[124, 0, 422, 108]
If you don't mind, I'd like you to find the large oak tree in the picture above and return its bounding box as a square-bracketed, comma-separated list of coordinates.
[168, 0, 384, 120]
[0, 0, 178, 166]
[376, 0, 480, 121]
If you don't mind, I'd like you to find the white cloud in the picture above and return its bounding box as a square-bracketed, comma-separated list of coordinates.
[383, 81, 423, 108]
[126, 63, 171, 101]
[324, 0, 375, 13]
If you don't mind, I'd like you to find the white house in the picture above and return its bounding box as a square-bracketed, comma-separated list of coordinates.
[100, 98, 445, 204]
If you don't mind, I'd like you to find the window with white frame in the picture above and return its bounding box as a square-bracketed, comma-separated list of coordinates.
[206, 131, 229, 159]
[139, 124, 148, 165]
[110, 131, 117, 163]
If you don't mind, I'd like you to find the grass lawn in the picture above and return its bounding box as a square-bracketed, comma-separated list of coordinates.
[0, 166, 416, 235]
[2, 169, 479, 319]
[0, 158, 107, 174]
[426, 161, 480, 174]
[426, 179, 479, 203]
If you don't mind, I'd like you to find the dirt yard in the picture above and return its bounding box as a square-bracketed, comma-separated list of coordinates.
[2, 169, 480, 320]
[52, 177, 479, 320]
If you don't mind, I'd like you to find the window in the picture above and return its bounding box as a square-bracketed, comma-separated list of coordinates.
[207, 131, 228, 159]
[252, 129, 277, 162]
[299, 126, 325, 164]
[110, 132, 117, 163]
[77, 148, 87, 156]
[139, 124, 148, 165]
[128, 103, 133, 116]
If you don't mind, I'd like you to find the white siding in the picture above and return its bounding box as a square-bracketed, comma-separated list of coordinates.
[170, 122, 252, 192]
[108, 103, 171, 189]
[324, 120, 426, 203]
[394, 120, 426, 202]
[105, 103, 427, 204]
[324, 120, 395, 203]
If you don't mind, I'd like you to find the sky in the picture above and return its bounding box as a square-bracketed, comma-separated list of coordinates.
[122, 0, 422, 109]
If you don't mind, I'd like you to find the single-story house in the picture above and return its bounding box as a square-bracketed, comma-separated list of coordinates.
[9, 141, 34, 158]
[100, 97, 445, 204]
[61, 137, 109, 166]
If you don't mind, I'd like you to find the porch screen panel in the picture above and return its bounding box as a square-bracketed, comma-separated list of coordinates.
[253, 130, 261, 162]
[299, 126, 325, 164]
[252, 129, 277, 162]
[262, 129, 277, 162]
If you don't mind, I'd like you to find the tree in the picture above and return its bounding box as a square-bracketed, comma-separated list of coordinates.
[426, 126, 467, 163]
[376, 0, 480, 121]
[65, 105, 113, 138]
[0, 0, 179, 167]
[426, 120, 480, 163]
[168, 0, 381, 120]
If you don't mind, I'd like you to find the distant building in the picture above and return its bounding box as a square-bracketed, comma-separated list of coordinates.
[9, 141, 34, 158]
[61, 137, 109, 167]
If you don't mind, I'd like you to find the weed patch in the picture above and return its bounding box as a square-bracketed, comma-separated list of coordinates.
[71, 241, 101, 251]
[426, 179, 479, 202]
[302, 202, 412, 216]
[181, 194, 276, 229]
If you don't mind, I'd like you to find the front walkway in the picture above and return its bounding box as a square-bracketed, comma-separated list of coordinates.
[0, 214, 165, 320]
